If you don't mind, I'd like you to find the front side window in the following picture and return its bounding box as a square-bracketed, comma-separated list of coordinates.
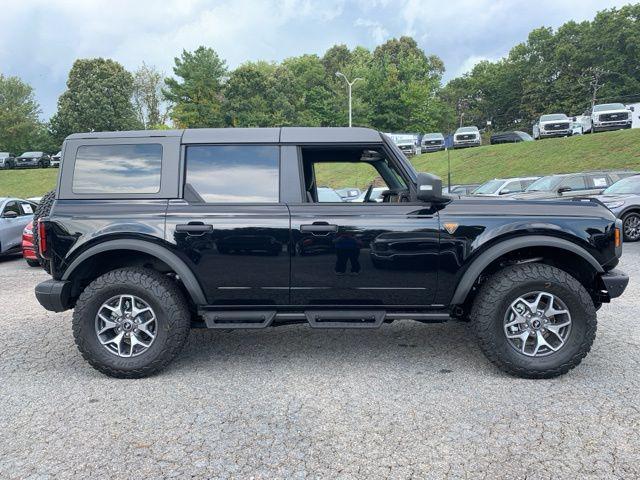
[73, 144, 162, 194]
[185, 145, 279, 203]
[559, 176, 586, 191]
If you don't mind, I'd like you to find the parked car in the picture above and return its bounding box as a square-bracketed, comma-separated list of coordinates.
[0, 152, 16, 169]
[532, 114, 573, 139]
[386, 133, 419, 156]
[353, 186, 388, 202]
[471, 177, 539, 197]
[453, 126, 481, 148]
[316, 187, 344, 202]
[22, 221, 40, 267]
[490, 131, 534, 145]
[15, 151, 50, 168]
[443, 184, 481, 196]
[420, 133, 446, 152]
[575, 114, 592, 134]
[509, 171, 636, 200]
[0, 198, 36, 257]
[34, 127, 628, 380]
[591, 175, 640, 242]
[590, 103, 634, 133]
[335, 187, 361, 202]
[51, 151, 62, 168]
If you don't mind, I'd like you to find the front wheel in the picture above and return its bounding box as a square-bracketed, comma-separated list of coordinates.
[622, 212, 640, 242]
[471, 263, 596, 378]
[72, 268, 191, 378]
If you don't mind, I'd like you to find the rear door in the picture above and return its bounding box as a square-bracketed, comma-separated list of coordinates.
[165, 144, 291, 306]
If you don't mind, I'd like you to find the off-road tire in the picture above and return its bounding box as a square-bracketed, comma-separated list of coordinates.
[471, 263, 597, 379]
[32, 190, 55, 272]
[72, 268, 191, 378]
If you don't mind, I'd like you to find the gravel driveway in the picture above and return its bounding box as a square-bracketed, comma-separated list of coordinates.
[1, 245, 639, 479]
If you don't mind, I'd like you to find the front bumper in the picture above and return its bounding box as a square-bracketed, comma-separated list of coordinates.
[593, 121, 631, 131]
[35, 279, 72, 312]
[599, 269, 629, 300]
[453, 141, 480, 148]
[539, 130, 571, 137]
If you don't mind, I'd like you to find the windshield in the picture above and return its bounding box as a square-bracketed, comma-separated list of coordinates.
[526, 175, 562, 192]
[593, 103, 625, 112]
[540, 114, 568, 122]
[473, 179, 504, 194]
[603, 175, 640, 195]
[20, 151, 41, 158]
[423, 133, 443, 140]
[457, 127, 477, 133]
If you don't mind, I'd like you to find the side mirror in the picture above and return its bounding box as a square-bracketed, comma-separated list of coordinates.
[572, 116, 577, 121]
[558, 186, 572, 195]
[2, 210, 18, 218]
[416, 173, 447, 203]
[630, 106, 635, 112]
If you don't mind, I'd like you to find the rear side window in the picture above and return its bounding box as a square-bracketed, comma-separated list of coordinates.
[72, 144, 162, 194]
[185, 145, 279, 203]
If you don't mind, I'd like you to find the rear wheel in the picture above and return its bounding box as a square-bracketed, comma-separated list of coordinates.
[471, 263, 596, 378]
[622, 212, 640, 242]
[72, 268, 191, 378]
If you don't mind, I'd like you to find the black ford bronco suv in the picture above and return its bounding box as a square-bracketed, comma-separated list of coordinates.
[34, 127, 629, 379]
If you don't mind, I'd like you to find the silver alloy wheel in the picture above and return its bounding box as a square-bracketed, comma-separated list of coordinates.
[623, 214, 640, 241]
[95, 295, 157, 357]
[503, 291, 572, 357]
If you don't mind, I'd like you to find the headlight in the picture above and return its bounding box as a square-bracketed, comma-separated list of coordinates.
[604, 201, 625, 209]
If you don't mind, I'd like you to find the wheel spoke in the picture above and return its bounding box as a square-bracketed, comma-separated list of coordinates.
[533, 331, 556, 355]
[130, 332, 151, 350]
[97, 313, 118, 335]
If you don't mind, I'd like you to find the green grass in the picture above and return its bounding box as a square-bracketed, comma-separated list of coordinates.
[1, 129, 639, 198]
[0, 168, 59, 198]
[318, 128, 640, 189]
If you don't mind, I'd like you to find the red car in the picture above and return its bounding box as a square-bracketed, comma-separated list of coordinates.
[22, 221, 40, 267]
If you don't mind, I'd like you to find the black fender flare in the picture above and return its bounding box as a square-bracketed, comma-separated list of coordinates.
[450, 235, 603, 305]
[62, 239, 207, 305]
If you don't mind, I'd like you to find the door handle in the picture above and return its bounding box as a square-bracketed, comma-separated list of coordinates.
[176, 223, 213, 234]
[300, 223, 338, 234]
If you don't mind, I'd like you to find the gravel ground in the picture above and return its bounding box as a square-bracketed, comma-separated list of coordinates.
[1, 245, 639, 480]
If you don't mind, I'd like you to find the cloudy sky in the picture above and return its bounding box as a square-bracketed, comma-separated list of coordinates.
[0, 0, 632, 119]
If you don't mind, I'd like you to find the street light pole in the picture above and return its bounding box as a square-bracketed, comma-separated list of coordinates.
[335, 72, 362, 127]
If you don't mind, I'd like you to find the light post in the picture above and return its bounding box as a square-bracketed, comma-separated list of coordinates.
[335, 72, 362, 127]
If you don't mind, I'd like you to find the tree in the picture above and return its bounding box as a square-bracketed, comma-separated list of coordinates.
[163, 47, 227, 128]
[49, 58, 140, 143]
[0, 74, 52, 153]
[133, 63, 167, 128]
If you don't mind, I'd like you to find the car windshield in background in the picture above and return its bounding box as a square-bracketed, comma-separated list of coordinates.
[423, 133, 443, 139]
[603, 176, 640, 194]
[526, 175, 561, 192]
[593, 103, 626, 112]
[457, 127, 477, 133]
[473, 180, 504, 194]
[20, 152, 41, 158]
[540, 114, 568, 122]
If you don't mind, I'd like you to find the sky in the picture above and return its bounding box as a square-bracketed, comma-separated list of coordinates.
[0, 0, 633, 119]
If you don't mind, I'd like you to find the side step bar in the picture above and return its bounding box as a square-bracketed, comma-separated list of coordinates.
[199, 309, 450, 329]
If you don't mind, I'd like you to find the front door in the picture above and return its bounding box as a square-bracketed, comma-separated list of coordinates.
[166, 144, 290, 306]
[289, 145, 440, 307]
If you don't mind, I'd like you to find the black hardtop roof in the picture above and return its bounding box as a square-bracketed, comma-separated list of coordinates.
[66, 127, 383, 144]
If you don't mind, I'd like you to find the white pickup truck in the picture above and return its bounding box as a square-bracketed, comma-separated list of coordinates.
[589, 103, 634, 133]
[532, 113, 573, 139]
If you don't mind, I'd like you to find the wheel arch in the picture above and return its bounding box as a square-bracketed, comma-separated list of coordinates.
[450, 235, 603, 306]
[62, 239, 207, 306]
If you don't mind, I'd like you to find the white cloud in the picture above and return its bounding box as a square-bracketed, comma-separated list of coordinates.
[354, 18, 390, 43]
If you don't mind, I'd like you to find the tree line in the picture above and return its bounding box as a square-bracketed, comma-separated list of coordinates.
[0, 4, 637, 154]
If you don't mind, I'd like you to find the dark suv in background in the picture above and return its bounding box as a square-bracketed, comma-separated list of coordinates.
[33, 127, 628, 379]
[15, 151, 50, 168]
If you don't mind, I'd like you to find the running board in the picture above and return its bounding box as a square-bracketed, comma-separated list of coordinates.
[201, 310, 276, 329]
[305, 310, 386, 329]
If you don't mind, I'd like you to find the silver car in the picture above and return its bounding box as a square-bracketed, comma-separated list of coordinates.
[0, 198, 36, 256]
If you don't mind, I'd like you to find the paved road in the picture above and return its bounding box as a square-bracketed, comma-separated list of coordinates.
[1, 245, 639, 479]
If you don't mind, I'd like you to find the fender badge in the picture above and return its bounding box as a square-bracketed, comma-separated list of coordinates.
[443, 222, 459, 234]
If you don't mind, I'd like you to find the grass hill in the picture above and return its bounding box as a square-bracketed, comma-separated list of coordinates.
[0, 129, 639, 199]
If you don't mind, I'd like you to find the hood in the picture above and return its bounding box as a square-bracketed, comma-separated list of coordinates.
[445, 197, 615, 219]
[593, 107, 631, 116]
[507, 191, 559, 200]
[592, 193, 640, 204]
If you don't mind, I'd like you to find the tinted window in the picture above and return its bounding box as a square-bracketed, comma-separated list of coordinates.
[73, 144, 162, 194]
[604, 176, 640, 194]
[186, 146, 279, 203]
[501, 181, 522, 194]
[3, 201, 20, 216]
[559, 176, 586, 191]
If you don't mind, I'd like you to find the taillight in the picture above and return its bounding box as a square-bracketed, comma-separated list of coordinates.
[38, 219, 47, 257]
